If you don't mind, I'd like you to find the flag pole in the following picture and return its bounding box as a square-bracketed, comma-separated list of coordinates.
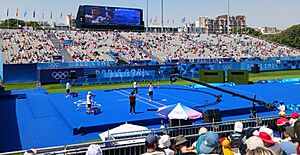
[161, 0, 164, 33]
[16, 9, 18, 29]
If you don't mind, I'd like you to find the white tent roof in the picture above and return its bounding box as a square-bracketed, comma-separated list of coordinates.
[99, 123, 150, 141]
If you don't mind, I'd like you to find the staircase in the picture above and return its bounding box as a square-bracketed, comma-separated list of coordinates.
[48, 32, 73, 62]
[119, 34, 164, 64]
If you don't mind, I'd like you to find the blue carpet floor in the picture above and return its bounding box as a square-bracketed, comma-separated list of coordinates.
[1, 82, 300, 152]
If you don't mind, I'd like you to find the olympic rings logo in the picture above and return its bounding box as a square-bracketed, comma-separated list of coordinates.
[223, 64, 233, 70]
[48, 63, 60, 68]
[52, 71, 69, 79]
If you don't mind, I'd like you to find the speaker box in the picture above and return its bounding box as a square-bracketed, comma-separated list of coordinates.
[199, 70, 225, 83]
[227, 70, 249, 84]
[69, 70, 78, 79]
[251, 64, 260, 73]
[203, 109, 222, 123]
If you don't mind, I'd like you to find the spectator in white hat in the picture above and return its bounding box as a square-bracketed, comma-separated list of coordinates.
[158, 135, 174, 155]
[86, 144, 102, 155]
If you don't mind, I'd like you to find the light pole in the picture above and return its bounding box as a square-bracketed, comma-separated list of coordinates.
[161, 0, 164, 33]
[227, 0, 230, 34]
[146, 0, 149, 32]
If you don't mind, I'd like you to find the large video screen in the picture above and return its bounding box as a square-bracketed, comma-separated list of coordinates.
[84, 5, 142, 26]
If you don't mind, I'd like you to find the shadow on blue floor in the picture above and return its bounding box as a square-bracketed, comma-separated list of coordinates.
[0, 97, 21, 152]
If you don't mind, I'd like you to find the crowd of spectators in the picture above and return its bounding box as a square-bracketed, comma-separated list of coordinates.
[55, 30, 151, 62]
[122, 32, 300, 63]
[2, 29, 300, 64]
[85, 112, 300, 155]
[0, 29, 60, 64]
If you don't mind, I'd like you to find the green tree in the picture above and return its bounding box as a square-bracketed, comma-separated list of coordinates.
[0, 18, 41, 29]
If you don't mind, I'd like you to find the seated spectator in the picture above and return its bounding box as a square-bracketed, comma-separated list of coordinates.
[246, 147, 275, 155]
[174, 135, 197, 155]
[196, 131, 221, 155]
[86, 144, 102, 155]
[228, 121, 245, 154]
[221, 138, 234, 155]
[158, 135, 174, 155]
[257, 132, 283, 155]
[290, 112, 299, 127]
[285, 120, 300, 154]
[245, 136, 264, 152]
[24, 149, 37, 155]
[190, 127, 208, 150]
[278, 141, 296, 155]
[143, 134, 165, 155]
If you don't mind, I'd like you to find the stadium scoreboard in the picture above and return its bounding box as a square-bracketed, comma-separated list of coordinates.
[76, 5, 144, 30]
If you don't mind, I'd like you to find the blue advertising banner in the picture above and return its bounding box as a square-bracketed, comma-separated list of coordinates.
[4, 64, 37, 83]
[37, 61, 115, 69]
[84, 65, 161, 78]
[38, 68, 84, 83]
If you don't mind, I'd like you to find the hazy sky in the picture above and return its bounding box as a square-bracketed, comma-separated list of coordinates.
[0, 0, 299, 29]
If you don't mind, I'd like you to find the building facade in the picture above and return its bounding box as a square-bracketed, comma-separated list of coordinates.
[195, 15, 246, 34]
[259, 27, 281, 34]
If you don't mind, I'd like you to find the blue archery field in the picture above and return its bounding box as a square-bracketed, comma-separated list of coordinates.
[3, 82, 300, 151]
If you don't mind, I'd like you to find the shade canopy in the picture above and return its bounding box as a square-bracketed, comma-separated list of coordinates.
[157, 103, 202, 120]
[99, 123, 150, 141]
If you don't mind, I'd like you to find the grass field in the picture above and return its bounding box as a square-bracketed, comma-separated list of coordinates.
[2, 70, 300, 93]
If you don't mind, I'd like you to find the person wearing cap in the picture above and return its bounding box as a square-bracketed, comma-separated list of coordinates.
[290, 112, 299, 126]
[285, 119, 300, 154]
[24, 149, 37, 155]
[133, 80, 139, 95]
[86, 91, 94, 114]
[244, 136, 264, 153]
[257, 132, 283, 155]
[142, 134, 165, 155]
[66, 81, 71, 97]
[228, 121, 245, 154]
[277, 101, 285, 114]
[86, 144, 102, 155]
[158, 135, 174, 155]
[196, 131, 221, 155]
[148, 82, 154, 101]
[221, 138, 234, 155]
[189, 127, 208, 152]
[246, 147, 275, 155]
[174, 135, 197, 155]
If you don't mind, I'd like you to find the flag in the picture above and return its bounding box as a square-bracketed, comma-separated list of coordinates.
[42, 11, 44, 19]
[16, 8, 19, 17]
[33, 10, 35, 18]
[172, 18, 175, 24]
[181, 17, 185, 23]
[167, 19, 169, 24]
[50, 11, 53, 19]
[6, 8, 9, 17]
[60, 12, 63, 19]
[24, 10, 27, 18]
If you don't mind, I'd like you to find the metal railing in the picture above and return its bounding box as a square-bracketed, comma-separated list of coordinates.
[1, 115, 283, 155]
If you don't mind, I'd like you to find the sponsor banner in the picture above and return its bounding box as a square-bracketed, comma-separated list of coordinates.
[37, 61, 115, 69]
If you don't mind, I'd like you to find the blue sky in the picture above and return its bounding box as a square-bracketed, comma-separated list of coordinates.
[0, 0, 299, 29]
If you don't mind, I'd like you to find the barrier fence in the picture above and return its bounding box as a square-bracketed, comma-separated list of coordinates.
[3, 56, 300, 83]
[1, 115, 282, 155]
